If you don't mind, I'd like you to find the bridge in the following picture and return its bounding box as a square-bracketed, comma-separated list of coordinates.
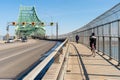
[1, 3, 120, 80]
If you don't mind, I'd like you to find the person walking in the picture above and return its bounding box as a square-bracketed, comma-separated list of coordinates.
[89, 33, 96, 57]
[75, 35, 79, 43]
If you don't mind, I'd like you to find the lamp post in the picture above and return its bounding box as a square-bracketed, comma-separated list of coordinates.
[56, 22, 58, 39]
[6, 25, 9, 42]
[6, 22, 16, 42]
[50, 22, 58, 39]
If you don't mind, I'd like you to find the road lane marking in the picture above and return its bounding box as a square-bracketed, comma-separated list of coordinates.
[0, 42, 49, 62]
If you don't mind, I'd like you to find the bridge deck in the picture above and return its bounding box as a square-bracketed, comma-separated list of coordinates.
[43, 42, 120, 80]
[0, 39, 57, 79]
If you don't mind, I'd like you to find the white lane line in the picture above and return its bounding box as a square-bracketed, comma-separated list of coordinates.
[0, 42, 49, 62]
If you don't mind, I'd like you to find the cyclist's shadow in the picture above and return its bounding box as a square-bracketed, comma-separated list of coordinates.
[80, 53, 94, 57]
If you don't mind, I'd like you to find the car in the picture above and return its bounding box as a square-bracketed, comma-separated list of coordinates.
[21, 37, 27, 42]
[6, 39, 14, 43]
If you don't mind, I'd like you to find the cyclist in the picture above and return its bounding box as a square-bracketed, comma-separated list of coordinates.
[75, 35, 79, 43]
[89, 33, 96, 57]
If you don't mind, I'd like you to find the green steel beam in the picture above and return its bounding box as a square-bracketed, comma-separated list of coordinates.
[15, 6, 45, 38]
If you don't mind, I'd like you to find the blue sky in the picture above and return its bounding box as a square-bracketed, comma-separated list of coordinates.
[0, 0, 120, 36]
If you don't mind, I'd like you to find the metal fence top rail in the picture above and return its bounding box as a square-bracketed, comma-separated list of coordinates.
[64, 2, 120, 35]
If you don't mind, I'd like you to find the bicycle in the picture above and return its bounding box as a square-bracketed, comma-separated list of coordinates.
[91, 43, 96, 57]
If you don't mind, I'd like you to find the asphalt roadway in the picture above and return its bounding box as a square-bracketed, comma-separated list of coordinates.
[0, 40, 57, 79]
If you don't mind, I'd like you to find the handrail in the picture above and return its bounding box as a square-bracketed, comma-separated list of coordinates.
[23, 39, 68, 80]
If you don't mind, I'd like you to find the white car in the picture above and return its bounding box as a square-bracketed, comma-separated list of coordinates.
[8, 39, 14, 43]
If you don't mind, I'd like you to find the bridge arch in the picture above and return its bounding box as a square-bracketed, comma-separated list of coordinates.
[15, 6, 45, 38]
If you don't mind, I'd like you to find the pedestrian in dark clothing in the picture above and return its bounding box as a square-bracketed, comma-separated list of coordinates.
[89, 33, 96, 50]
[75, 35, 79, 43]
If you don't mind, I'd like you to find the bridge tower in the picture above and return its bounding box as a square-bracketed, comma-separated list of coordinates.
[15, 6, 45, 38]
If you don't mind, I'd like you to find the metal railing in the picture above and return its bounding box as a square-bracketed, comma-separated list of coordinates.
[23, 39, 68, 80]
[59, 3, 120, 65]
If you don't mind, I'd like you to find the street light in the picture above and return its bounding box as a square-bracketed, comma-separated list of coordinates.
[50, 22, 54, 26]
[47, 22, 58, 39]
[40, 22, 44, 26]
[32, 22, 35, 26]
[39, 22, 58, 39]
[22, 22, 26, 26]
[6, 21, 59, 40]
[12, 22, 16, 26]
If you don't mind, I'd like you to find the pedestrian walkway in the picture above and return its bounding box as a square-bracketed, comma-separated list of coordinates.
[64, 43, 85, 80]
[65, 42, 120, 80]
[42, 42, 120, 80]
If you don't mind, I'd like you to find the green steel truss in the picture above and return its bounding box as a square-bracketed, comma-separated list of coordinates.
[15, 6, 45, 38]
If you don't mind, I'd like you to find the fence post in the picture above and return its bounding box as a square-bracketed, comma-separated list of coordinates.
[118, 38, 120, 66]
[109, 23, 112, 60]
[102, 26, 105, 55]
[118, 20, 120, 66]
[97, 26, 99, 52]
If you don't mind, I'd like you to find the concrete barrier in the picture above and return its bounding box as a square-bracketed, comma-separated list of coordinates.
[23, 39, 68, 80]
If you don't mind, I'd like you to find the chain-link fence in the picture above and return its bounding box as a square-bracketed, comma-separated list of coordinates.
[59, 3, 120, 64]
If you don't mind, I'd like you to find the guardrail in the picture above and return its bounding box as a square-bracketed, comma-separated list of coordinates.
[23, 39, 68, 80]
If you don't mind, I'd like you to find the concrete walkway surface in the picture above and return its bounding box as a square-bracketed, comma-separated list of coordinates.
[64, 42, 120, 80]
